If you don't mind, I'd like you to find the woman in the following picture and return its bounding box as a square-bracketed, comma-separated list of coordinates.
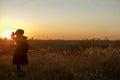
[11, 29, 29, 72]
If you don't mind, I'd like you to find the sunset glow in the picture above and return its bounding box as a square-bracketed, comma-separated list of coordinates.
[0, 0, 120, 40]
[1, 29, 12, 39]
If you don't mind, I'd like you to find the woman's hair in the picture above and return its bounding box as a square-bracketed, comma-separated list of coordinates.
[15, 29, 24, 35]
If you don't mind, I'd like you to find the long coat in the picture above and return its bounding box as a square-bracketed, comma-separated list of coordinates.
[12, 36, 29, 65]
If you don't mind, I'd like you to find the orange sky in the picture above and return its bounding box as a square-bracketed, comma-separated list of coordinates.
[0, 0, 120, 40]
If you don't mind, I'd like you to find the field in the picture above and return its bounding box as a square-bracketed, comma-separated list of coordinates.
[0, 39, 120, 80]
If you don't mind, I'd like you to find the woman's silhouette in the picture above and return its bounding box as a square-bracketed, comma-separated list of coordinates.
[11, 29, 29, 72]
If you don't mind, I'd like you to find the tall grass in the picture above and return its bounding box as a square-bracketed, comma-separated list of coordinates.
[0, 40, 120, 80]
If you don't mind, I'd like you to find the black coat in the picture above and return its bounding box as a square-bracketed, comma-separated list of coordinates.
[12, 36, 29, 65]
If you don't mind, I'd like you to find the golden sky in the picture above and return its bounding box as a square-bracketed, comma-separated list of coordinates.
[0, 0, 120, 40]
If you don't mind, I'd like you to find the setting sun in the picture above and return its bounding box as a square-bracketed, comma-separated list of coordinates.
[1, 30, 12, 39]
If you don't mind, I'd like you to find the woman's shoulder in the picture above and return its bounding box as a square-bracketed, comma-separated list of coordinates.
[22, 36, 28, 43]
[22, 36, 28, 39]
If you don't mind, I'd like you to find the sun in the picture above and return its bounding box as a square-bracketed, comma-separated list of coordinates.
[1, 29, 13, 39]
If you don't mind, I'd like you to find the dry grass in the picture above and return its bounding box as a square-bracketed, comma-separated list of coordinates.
[0, 40, 120, 80]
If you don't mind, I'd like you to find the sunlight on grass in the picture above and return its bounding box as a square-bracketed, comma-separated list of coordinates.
[0, 40, 120, 80]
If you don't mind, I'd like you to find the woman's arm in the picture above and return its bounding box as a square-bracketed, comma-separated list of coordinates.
[11, 32, 15, 40]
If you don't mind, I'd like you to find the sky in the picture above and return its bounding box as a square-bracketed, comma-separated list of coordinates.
[0, 0, 120, 40]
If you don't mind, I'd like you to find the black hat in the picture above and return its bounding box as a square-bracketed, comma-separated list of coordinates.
[15, 29, 24, 35]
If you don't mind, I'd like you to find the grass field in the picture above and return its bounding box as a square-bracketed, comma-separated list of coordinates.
[0, 40, 120, 80]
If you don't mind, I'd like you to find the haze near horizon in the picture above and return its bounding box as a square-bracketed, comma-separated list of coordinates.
[0, 0, 120, 40]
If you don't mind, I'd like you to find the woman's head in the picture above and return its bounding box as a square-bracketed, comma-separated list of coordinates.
[15, 29, 24, 36]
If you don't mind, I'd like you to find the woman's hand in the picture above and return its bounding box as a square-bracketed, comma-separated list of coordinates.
[11, 32, 15, 39]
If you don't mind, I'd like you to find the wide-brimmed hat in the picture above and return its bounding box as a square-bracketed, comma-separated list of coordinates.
[15, 29, 24, 35]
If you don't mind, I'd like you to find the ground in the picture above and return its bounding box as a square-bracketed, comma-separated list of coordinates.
[0, 40, 120, 80]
